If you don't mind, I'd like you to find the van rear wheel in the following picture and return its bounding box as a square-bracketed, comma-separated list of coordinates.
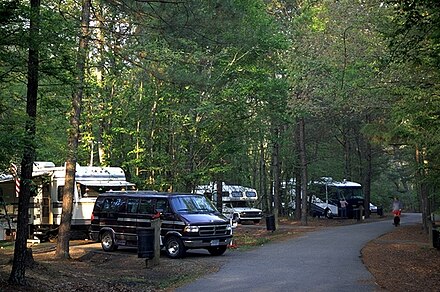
[207, 246, 227, 256]
[165, 236, 185, 259]
[101, 231, 118, 252]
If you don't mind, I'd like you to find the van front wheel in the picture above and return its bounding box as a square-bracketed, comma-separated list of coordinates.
[101, 231, 117, 252]
[165, 236, 185, 259]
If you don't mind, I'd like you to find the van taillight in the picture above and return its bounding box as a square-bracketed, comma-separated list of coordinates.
[91, 213, 94, 221]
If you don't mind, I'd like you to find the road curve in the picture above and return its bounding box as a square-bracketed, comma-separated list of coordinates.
[177, 213, 421, 292]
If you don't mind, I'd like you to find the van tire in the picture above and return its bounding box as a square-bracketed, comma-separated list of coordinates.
[207, 246, 227, 256]
[101, 231, 118, 252]
[165, 236, 185, 259]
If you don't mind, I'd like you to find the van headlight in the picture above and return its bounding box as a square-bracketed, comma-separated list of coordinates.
[184, 226, 199, 233]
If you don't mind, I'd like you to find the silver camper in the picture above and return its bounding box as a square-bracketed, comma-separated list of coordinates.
[0, 161, 134, 240]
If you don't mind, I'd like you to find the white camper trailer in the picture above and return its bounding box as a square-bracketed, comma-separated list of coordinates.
[0, 162, 135, 240]
[196, 183, 263, 224]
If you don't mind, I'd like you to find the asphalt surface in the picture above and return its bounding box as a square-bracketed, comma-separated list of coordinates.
[177, 213, 422, 292]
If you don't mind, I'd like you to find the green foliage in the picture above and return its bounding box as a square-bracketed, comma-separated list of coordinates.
[3, 0, 437, 215]
[387, 0, 440, 67]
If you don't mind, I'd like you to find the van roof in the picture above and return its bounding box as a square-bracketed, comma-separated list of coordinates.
[99, 191, 201, 198]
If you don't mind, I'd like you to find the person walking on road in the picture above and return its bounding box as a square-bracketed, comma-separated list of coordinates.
[392, 197, 402, 215]
[392, 197, 402, 226]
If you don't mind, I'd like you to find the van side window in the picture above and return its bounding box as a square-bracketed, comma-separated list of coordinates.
[139, 198, 154, 214]
[114, 198, 126, 212]
[127, 198, 139, 213]
[102, 198, 126, 212]
[156, 199, 169, 213]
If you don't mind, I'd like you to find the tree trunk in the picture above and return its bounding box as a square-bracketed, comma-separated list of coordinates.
[297, 118, 308, 226]
[294, 169, 302, 220]
[294, 125, 302, 220]
[260, 140, 269, 213]
[415, 146, 430, 233]
[96, 5, 106, 166]
[9, 0, 40, 285]
[271, 125, 280, 229]
[363, 116, 372, 219]
[216, 180, 223, 212]
[55, 0, 91, 259]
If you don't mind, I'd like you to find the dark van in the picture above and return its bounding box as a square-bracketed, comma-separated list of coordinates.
[90, 191, 232, 258]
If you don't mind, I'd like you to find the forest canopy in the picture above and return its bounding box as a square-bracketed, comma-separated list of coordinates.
[1, 0, 440, 216]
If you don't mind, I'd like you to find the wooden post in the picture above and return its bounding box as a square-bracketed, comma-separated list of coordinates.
[145, 219, 160, 268]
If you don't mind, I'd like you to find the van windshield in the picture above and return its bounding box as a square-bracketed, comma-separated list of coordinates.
[170, 195, 218, 214]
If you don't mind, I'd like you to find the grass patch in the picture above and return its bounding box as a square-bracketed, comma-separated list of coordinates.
[0, 241, 14, 250]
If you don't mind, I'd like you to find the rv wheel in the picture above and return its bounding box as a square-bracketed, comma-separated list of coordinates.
[233, 214, 240, 224]
[101, 231, 118, 252]
[207, 246, 227, 256]
[325, 209, 333, 219]
[165, 236, 185, 259]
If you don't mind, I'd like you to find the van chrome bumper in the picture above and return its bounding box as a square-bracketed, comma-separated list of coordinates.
[183, 237, 232, 248]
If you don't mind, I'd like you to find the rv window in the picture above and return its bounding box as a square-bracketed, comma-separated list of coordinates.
[57, 186, 64, 201]
[328, 188, 338, 201]
[339, 187, 363, 200]
[222, 192, 229, 197]
[127, 198, 139, 213]
[245, 191, 256, 198]
[231, 201, 249, 208]
[231, 191, 242, 198]
[139, 198, 155, 214]
[79, 184, 109, 198]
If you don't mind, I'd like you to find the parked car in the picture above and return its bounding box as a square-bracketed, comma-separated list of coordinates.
[90, 191, 233, 258]
[369, 203, 384, 216]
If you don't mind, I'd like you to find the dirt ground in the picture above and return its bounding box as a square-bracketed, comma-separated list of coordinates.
[0, 215, 439, 291]
[362, 222, 440, 292]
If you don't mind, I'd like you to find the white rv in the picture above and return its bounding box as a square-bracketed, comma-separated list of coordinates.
[196, 183, 263, 224]
[309, 178, 364, 219]
[0, 161, 135, 240]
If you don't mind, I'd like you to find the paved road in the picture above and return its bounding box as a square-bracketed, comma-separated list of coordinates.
[177, 213, 421, 292]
